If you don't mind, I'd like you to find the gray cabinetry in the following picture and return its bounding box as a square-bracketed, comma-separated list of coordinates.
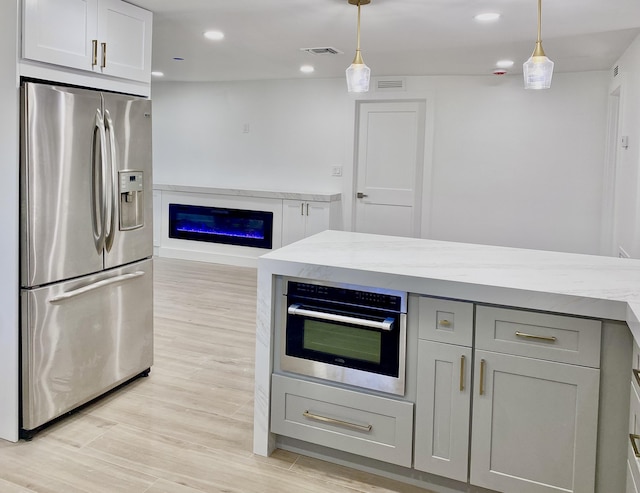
[470, 349, 600, 493]
[628, 340, 640, 492]
[414, 297, 473, 481]
[270, 374, 413, 467]
[415, 300, 602, 493]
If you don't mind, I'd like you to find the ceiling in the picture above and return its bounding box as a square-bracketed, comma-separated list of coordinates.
[132, 0, 640, 83]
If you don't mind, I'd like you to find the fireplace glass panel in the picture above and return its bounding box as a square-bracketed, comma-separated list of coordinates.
[169, 203, 273, 249]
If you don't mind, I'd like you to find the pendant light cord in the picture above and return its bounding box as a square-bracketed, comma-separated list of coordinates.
[537, 0, 542, 43]
[356, 1, 362, 53]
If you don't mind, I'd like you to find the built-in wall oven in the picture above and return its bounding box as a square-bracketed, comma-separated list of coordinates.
[280, 279, 407, 396]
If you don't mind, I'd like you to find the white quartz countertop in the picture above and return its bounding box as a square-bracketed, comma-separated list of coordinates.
[259, 230, 640, 340]
[153, 184, 342, 202]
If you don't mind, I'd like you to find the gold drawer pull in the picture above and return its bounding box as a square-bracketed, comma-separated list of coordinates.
[439, 319, 451, 327]
[101, 42, 107, 68]
[631, 434, 640, 458]
[479, 359, 486, 396]
[515, 331, 557, 343]
[303, 410, 372, 433]
[634, 369, 640, 387]
[92, 39, 98, 67]
[460, 355, 466, 391]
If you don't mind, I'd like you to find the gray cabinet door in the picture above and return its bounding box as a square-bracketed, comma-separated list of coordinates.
[470, 349, 600, 493]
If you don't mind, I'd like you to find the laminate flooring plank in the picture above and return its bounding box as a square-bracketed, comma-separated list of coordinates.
[0, 257, 433, 493]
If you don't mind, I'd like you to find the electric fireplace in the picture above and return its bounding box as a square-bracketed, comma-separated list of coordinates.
[169, 203, 273, 249]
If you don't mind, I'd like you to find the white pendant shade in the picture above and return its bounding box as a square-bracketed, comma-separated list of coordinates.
[346, 0, 371, 93]
[523, 54, 554, 90]
[523, 0, 553, 90]
[346, 61, 371, 93]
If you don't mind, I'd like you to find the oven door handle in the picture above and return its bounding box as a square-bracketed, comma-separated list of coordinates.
[287, 304, 395, 331]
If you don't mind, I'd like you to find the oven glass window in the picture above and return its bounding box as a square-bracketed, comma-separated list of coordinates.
[302, 320, 382, 364]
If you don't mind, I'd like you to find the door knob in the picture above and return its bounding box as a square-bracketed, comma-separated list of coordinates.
[356, 192, 368, 199]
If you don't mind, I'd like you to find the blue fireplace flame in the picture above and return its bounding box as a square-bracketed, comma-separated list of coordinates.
[169, 204, 273, 249]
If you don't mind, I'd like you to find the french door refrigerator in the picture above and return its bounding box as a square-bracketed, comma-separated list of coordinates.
[20, 82, 154, 434]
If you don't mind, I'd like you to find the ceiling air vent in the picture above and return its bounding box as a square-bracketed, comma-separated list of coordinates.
[301, 47, 343, 56]
[613, 65, 619, 77]
[375, 77, 407, 92]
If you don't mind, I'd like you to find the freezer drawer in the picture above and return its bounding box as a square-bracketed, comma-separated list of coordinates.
[21, 259, 153, 431]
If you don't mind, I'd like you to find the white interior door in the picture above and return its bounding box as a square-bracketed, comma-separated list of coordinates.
[354, 100, 426, 237]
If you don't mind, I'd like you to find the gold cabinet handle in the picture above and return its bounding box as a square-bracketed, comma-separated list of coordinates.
[634, 369, 640, 387]
[439, 319, 451, 327]
[460, 355, 465, 392]
[101, 42, 107, 68]
[303, 410, 372, 432]
[515, 331, 557, 343]
[479, 359, 486, 396]
[92, 40, 98, 67]
[631, 434, 640, 458]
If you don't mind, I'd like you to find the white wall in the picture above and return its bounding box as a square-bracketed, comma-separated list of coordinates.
[152, 78, 351, 192]
[426, 73, 609, 254]
[609, 33, 640, 259]
[0, 0, 20, 442]
[152, 71, 610, 255]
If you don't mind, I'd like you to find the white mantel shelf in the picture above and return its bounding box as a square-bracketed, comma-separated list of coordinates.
[254, 229, 640, 456]
[153, 184, 342, 203]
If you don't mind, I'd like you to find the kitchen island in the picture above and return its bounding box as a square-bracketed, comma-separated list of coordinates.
[253, 230, 640, 493]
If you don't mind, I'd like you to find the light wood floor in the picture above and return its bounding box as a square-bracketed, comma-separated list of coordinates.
[0, 257, 431, 493]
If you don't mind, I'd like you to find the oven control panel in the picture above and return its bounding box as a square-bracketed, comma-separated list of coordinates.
[287, 281, 405, 312]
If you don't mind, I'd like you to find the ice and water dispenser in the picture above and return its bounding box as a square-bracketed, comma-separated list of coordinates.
[118, 171, 144, 230]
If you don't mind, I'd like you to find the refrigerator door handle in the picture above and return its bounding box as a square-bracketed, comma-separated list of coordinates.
[48, 271, 146, 303]
[92, 109, 108, 254]
[103, 110, 118, 253]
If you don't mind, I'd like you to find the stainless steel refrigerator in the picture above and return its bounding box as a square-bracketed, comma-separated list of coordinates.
[20, 82, 154, 434]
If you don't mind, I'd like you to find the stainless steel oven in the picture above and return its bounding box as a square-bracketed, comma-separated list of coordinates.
[280, 278, 407, 395]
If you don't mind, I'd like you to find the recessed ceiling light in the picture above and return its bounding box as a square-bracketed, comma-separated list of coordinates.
[474, 13, 501, 22]
[151, 71, 164, 77]
[496, 60, 514, 68]
[300, 65, 315, 74]
[204, 30, 225, 41]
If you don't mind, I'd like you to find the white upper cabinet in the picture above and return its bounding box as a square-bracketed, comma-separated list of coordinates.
[22, 0, 152, 83]
[23, 0, 98, 71]
[97, 0, 152, 82]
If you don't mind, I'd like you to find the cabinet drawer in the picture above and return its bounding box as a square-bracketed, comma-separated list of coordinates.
[270, 374, 413, 467]
[418, 296, 473, 346]
[476, 306, 601, 367]
[629, 386, 640, 493]
[628, 448, 640, 493]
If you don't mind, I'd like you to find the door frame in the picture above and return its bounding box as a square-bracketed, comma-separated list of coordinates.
[600, 83, 623, 257]
[351, 98, 433, 238]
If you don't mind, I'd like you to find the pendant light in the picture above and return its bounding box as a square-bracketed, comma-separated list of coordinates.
[346, 0, 371, 93]
[523, 0, 554, 89]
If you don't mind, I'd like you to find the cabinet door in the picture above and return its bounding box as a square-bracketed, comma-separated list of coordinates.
[414, 340, 471, 482]
[97, 0, 152, 82]
[305, 201, 331, 237]
[282, 200, 306, 246]
[470, 350, 600, 493]
[23, 0, 98, 71]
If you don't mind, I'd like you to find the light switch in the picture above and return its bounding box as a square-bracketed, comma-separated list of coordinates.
[622, 136, 629, 149]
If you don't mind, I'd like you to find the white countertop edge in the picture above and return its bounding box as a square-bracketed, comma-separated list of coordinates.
[257, 257, 631, 323]
[627, 303, 640, 343]
[153, 184, 342, 202]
